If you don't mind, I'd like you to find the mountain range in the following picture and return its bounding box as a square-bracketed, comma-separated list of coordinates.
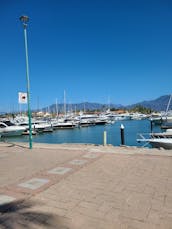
[43, 95, 172, 113]
[127, 95, 172, 111]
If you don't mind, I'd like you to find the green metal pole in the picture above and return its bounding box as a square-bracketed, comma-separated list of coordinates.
[23, 24, 32, 149]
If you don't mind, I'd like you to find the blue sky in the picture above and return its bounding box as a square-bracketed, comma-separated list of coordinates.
[0, 0, 172, 112]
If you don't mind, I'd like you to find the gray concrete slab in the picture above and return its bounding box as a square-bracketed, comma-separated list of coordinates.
[83, 153, 99, 159]
[18, 178, 49, 190]
[47, 167, 72, 175]
[0, 194, 15, 205]
[69, 159, 88, 165]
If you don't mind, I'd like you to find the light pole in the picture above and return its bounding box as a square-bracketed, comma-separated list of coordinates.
[19, 15, 32, 149]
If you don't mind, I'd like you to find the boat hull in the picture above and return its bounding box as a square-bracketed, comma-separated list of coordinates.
[149, 139, 172, 150]
[0, 129, 24, 137]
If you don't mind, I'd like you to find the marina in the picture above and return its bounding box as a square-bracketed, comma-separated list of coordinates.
[1, 2, 172, 228]
[0, 115, 162, 148]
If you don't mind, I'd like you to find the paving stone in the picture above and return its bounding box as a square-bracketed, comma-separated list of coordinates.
[0, 153, 8, 158]
[75, 206, 106, 219]
[69, 159, 87, 165]
[18, 178, 49, 190]
[147, 209, 161, 225]
[83, 154, 99, 159]
[0, 143, 172, 228]
[47, 167, 72, 175]
[0, 194, 15, 205]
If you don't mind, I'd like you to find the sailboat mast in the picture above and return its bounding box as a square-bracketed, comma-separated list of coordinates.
[64, 90, 66, 117]
[108, 96, 111, 111]
[165, 94, 172, 116]
[56, 98, 58, 117]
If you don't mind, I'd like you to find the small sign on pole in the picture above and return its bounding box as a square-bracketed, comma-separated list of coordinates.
[18, 92, 27, 104]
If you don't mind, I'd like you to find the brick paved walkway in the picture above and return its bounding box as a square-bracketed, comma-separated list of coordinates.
[0, 143, 172, 228]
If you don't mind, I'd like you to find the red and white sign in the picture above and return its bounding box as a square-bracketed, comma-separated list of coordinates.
[18, 92, 27, 104]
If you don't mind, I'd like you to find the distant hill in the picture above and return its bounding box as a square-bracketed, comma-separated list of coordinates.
[0, 112, 6, 115]
[42, 95, 172, 113]
[128, 95, 172, 111]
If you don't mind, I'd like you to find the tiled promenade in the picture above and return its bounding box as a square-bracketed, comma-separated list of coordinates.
[0, 142, 172, 228]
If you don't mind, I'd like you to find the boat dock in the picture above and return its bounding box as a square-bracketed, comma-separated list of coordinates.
[0, 143, 172, 228]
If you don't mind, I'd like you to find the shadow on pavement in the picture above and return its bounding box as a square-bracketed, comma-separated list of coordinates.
[0, 199, 68, 228]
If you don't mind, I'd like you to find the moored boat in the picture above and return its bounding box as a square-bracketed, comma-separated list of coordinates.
[0, 121, 26, 137]
[51, 119, 77, 129]
[148, 138, 172, 150]
[137, 130, 172, 149]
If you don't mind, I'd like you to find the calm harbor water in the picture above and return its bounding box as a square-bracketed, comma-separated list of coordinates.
[4, 120, 162, 147]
